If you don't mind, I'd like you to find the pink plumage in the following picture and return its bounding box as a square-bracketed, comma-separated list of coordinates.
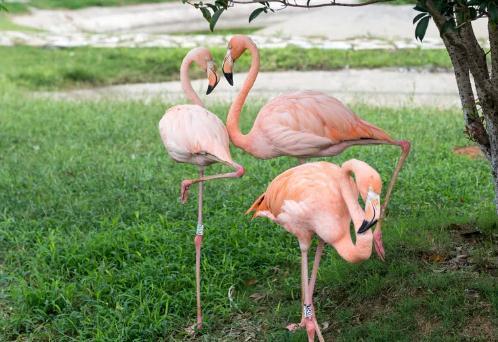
[158, 47, 244, 332]
[222, 34, 409, 260]
[248, 160, 383, 341]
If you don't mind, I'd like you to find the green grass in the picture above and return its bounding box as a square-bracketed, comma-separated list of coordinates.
[1, 46, 452, 90]
[0, 85, 496, 340]
[0, 13, 38, 31]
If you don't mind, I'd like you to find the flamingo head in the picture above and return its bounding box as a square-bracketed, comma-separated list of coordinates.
[341, 159, 385, 260]
[223, 35, 251, 85]
[190, 47, 220, 95]
[206, 60, 219, 95]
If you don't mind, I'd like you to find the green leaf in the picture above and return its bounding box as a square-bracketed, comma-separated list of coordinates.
[469, 7, 477, 20]
[413, 13, 427, 24]
[210, 8, 224, 32]
[215, 0, 228, 9]
[415, 16, 430, 41]
[489, 3, 498, 23]
[206, 3, 218, 11]
[249, 7, 266, 23]
[413, 4, 428, 12]
[200, 7, 212, 23]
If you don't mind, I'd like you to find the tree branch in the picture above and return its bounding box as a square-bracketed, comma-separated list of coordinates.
[229, 0, 391, 8]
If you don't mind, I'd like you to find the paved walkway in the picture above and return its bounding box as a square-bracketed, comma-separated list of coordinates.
[5, 2, 488, 48]
[0, 31, 446, 49]
[41, 69, 460, 108]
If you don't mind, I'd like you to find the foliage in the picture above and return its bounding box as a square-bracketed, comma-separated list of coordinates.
[0, 46, 451, 91]
[412, 0, 498, 42]
[0, 88, 496, 339]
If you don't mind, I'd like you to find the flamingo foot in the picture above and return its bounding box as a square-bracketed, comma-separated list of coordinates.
[185, 322, 202, 336]
[180, 180, 193, 204]
[305, 319, 316, 342]
[286, 320, 305, 331]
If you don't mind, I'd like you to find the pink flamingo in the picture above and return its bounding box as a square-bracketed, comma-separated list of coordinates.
[247, 160, 382, 342]
[158, 47, 245, 330]
[222, 35, 410, 261]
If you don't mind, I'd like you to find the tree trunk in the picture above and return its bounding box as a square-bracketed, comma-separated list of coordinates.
[486, 116, 498, 215]
[427, 0, 498, 214]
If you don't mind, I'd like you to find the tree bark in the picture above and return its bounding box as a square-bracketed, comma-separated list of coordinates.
[426, 0, 498, 213]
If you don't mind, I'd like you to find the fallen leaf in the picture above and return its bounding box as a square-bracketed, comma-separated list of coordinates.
[249, 293, 266, 302]
[244, 278, 257, 286]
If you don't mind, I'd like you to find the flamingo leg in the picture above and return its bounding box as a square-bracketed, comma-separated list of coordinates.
[373, 140, 410, 261]
[300, 247, 318, 342]
[194, 168, 204, 331]
[380, 140, 411, 218]
[288, 239, 325, 340]
[308, 239, 324, 301]
[308, 240, 325, 342]
[181, 162, 244, 203]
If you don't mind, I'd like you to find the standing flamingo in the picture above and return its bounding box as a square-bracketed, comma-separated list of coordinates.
[222, 35, 410, 260]
[247, 160, 382, 342]
[158, 47, 245, 331]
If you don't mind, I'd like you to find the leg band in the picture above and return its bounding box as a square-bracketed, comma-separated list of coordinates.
[303, 304, 313, 318]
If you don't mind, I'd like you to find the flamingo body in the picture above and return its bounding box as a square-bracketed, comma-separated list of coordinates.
[248, 161, 378, 260]
[247, 91, 393, 159]
[159, 104, 232, 167]
[247, 160, 383, 341]
[158, 47, 243, 332]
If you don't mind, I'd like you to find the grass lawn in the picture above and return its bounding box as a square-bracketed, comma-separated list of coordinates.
[0, 46, 452, 90]
[0, 13, 39, 31]
[0, 84, 496, 340]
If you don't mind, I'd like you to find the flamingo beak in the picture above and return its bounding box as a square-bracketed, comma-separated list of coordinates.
[358, 190, 380, 234]
[206, 63, 219, 95]
[358, 217, 378, 234]
[222, 50, 234, 86]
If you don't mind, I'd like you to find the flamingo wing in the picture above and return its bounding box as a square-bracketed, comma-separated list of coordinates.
[159, 104, 232, 166]
[254, 91, 392, 157]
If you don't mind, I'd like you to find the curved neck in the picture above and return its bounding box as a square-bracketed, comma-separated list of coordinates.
[226, 40, 260, 151]
[332, 169, 373, 263]
[180, 54, 203, 107]
[332, 230, 372, 263]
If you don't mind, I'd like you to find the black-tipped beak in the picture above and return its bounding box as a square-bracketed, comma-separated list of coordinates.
[206, 84, 215, 95]
[224, 72, 233, 86]
[358, 220, 370, 234]
[358, 219, 377, 234]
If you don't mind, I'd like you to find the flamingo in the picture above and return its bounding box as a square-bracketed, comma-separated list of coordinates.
[222, 35, 411, 261]
[158, 47, 245, 331]
[247, 160, 382, 342]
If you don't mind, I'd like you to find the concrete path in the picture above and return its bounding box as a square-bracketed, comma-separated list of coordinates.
[6, 2, 488, 48]
[41, 69, 461, 108]
[0, 31, 446, 49]
[11, 2, 488, 40]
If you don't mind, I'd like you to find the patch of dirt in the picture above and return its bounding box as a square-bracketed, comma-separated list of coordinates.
[415, 313, 441, 336]
[461, 314, 496, 340]
[453, 146, 483, 159]
[217, 313, 264, 341]
[420, 223, 498, 275]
